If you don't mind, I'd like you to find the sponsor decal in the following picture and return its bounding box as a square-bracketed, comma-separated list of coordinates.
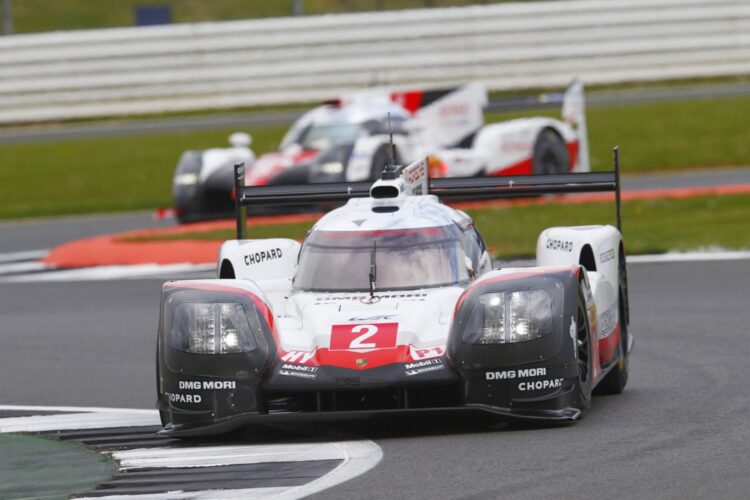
[600, 248, 616, 263]
[405, 358, 444, 376]
[279, 363, 319, 379]
[485, 367, 547, 380]
[500, 141, 531, 153]
[244, 248, 283, 266]
[330, 322, 398, 350]
[281, 350, 315, 364]
[179, 380, 236, 390]
[348, 314, 396, 322]
[597, 304, 618, 339]
[314, 293, 427, 304]
[518, 378, 564, 392]
[410, 345, 445, 360]
[546, 238, 574, 252]
[439, 103, 469, 117]
[165, 392, 202, 404]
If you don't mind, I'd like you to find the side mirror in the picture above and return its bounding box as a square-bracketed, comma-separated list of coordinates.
[229, 132, 252, 148]
[465, 256, 477, 280]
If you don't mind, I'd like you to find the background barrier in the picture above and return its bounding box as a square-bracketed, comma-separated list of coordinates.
[0, 0, 748, 123]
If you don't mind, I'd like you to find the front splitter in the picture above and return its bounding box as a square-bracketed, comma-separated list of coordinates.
[158, 404, 582, 437]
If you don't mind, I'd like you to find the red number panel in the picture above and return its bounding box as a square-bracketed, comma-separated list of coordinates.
[330, 323, 399, 350]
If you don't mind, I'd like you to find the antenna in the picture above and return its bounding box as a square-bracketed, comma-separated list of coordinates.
[233, 162, 246, 240]
[381, 113, 397, 180]
[613, 146, 622, 234]
[369, 241, 377, 299]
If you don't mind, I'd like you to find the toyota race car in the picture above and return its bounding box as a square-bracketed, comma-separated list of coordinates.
[172, 132, 255, 221]
[157, 154, 631, 437]
[171, 80, 589, 222]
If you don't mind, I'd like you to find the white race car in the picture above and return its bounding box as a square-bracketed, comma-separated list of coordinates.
[157, 156, 630, 437]
[172, 80, 588, 221]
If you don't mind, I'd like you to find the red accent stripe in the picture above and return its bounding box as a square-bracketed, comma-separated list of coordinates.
[598, 322, 620, 364]
[567, 141, 579, 169]
[390, 90, 423, 114]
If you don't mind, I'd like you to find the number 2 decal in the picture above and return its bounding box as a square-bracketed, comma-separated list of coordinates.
[330, 322, 398, 350]
[349, 324, 378, 348]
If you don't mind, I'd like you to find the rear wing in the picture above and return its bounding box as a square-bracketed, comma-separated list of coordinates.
[232, 147, 622, 239]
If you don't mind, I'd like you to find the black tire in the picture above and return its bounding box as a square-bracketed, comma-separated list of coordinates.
[532, 128, 570, 175]
[593, 291, 629, 395]
[219, 260, 235, 279]
[575, 291, 594, 410]
[156, 353, 170, 427]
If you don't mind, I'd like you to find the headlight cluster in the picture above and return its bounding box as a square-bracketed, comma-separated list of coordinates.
[318, 161, 344, 175]
[170, 302, 259, 354]
[173, 173, 199, 186]
[463, 290, 554, 344]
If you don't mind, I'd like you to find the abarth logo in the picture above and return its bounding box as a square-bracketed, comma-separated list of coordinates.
[356, 358, 368, 368]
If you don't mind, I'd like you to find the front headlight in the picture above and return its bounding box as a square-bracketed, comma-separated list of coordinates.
[463, 290, 554, 344]
[174, 173, 199, 186]
[170, 302, 259, 354]
[319, 161, 344, 175]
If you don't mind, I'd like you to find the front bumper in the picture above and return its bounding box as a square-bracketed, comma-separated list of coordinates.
[158, 402, 582, 438]
[158, 357, 583, 437]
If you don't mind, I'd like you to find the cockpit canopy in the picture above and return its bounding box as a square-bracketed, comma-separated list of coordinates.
[293, 225, 474, 293]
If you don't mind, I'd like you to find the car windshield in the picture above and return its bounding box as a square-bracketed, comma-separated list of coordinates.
[293, 226, 470, 292]
[297, 123, 362, 151]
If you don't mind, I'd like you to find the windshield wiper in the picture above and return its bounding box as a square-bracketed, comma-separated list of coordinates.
[369, 241, 377, 298]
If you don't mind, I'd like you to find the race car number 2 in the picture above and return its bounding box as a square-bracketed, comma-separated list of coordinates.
[330, 323, 398, 350]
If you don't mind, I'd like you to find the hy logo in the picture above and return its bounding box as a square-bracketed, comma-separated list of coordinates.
[356, 358, 368, 368]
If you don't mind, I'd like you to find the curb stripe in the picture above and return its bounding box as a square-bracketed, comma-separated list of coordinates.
[0, 405, 383, 499]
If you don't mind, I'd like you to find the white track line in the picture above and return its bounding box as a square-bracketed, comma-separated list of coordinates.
[275, 440, 383, 500]
[77, 487, 291, 500]
[115, 442, 348, 470]
[628, 250, 750, 263]
[0, 249, 48, 263]
[0, 261, 52, 274]
[0, 263, 214, 282]
[0, 404, 156, 414]
[0, 411, 161, 433]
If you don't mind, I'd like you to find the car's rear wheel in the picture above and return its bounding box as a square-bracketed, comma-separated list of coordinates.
[594, 289, 630, 395]
[532, 128, 570, 175]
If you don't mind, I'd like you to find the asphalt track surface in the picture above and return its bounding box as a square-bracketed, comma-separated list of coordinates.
[1, 166, 750, 255]
[1, 259, 749, 498]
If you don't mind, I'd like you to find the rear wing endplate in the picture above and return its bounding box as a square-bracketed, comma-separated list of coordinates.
[233, 147, 623, 239]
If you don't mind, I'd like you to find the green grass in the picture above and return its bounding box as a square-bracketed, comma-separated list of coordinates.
[5, 0, 526, 34]
[0, 125, 285, 219]
[1, 95, 749, 220]
[128, 194, 750, 259]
